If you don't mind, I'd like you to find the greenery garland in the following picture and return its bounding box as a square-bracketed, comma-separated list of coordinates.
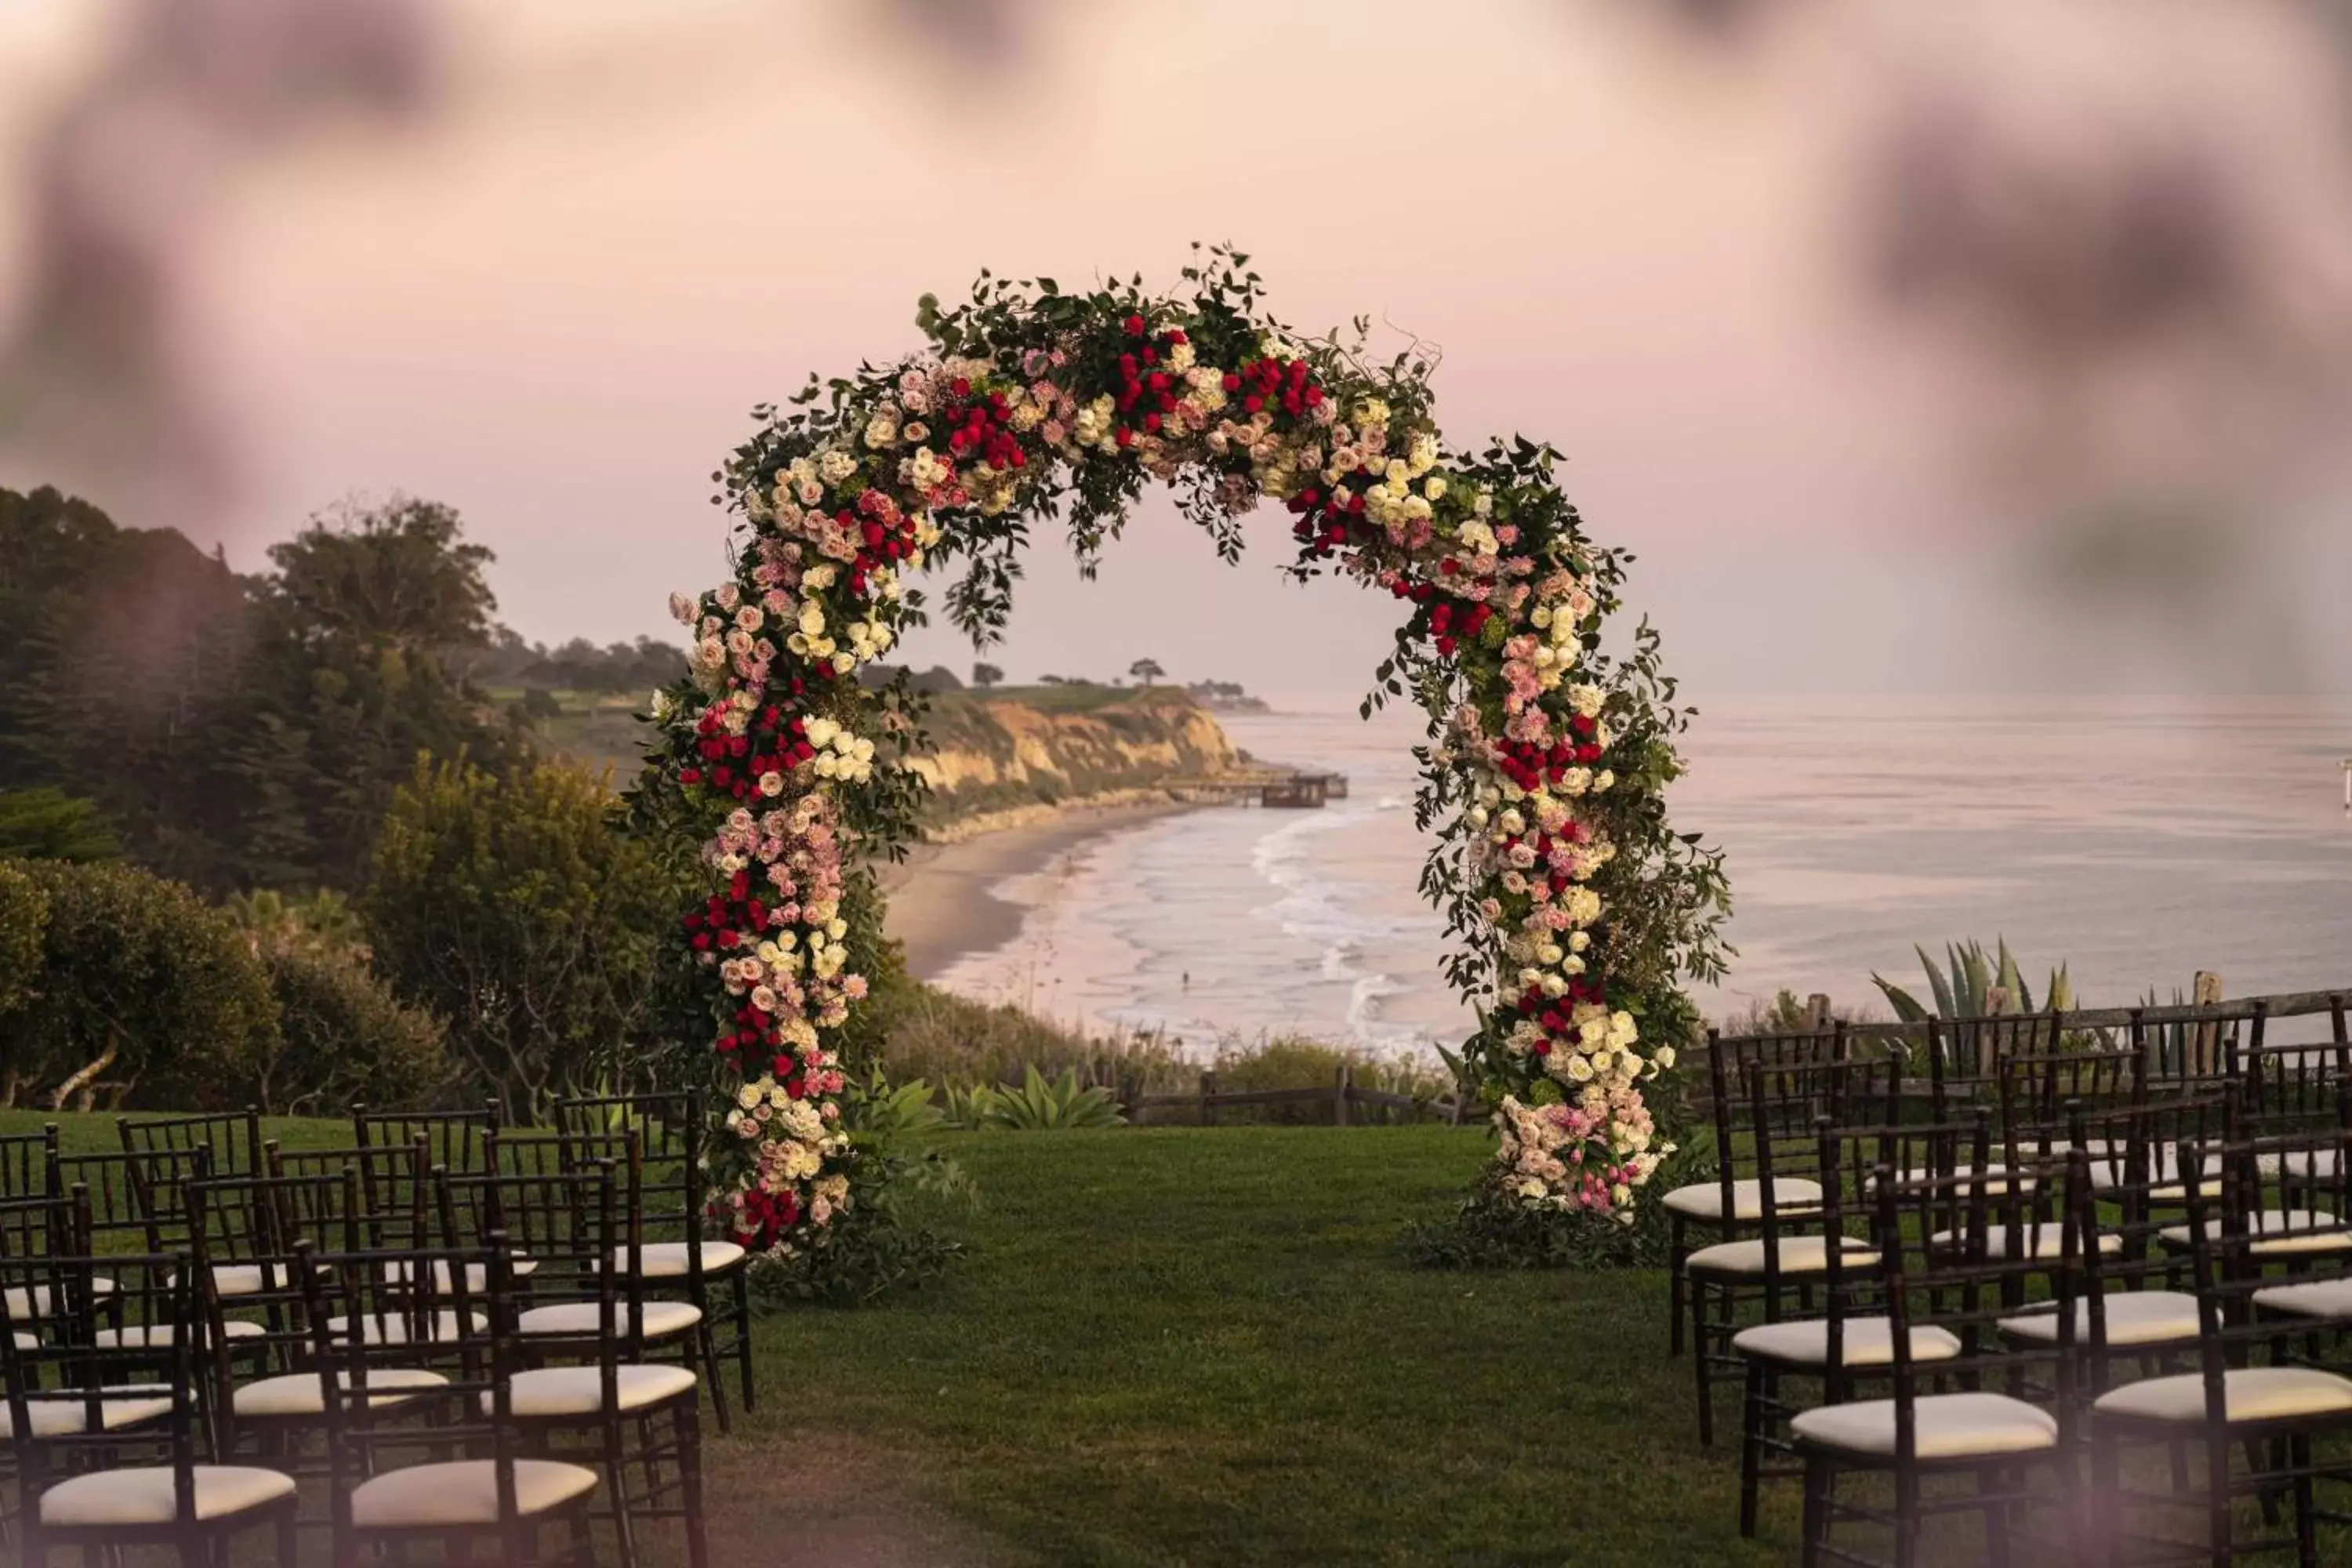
[630, 249, 1729, 1279]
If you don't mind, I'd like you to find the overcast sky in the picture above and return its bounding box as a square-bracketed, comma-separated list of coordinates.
[2, 0, 2347, 695]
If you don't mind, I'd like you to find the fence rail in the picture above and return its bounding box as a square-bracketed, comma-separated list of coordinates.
[1109, 1065, 1481, 1127]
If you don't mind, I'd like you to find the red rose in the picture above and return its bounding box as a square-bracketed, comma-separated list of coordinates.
[1123, 313, 1145, 335]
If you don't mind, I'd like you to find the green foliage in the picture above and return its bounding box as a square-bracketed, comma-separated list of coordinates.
[0, 788, 119, 863]
[971, 1066, 1127, 1131]
[256, 940, 456, 1116]
[0, 484, 527, 893]
[361, 757, 678, 1116]
[1873, 937, 2074, 1022]
[842, 1073, 945, 1137]
[0, 861, 278, 1111]
[0, 861, 47, 1020]
[746, 1142, 970, 1306]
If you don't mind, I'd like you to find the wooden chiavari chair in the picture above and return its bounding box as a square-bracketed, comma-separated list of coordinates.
[0, 1243, 296, 1567]
[0, 1126, 58, 1201]
[2089, 1120, 2352, 1563]
[558, 1087, 755, 1427]
[118, 1105, 265, 1178]
[354, 1098, 500, 1177]
[299, 1238, 599, 1566]
[1794, 1152, 2085, 1568]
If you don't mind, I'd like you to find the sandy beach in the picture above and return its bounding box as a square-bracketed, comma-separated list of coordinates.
[879, 800, 1195, 981]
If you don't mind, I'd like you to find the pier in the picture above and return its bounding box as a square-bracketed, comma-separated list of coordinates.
[1169, 770, 1350, 809]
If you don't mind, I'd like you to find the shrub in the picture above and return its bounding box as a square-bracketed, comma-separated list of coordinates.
[364, 757, 680, 1118]
[1, 861, 278, 1111]
[0, 861, 48, 1020]
[257, 942, 456, 1116]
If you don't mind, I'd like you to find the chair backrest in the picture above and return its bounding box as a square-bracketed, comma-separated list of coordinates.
[1995, 1036, 2140, 1159]
[2234, 1002, 2351, 1140]
[1872, 1154, 2082, 1463]
[353, 1100, 499, 1175]
[2063, 1094, 2233, 1363]
[1706, 1023, 1848, 1181]
[439, 1155, 636, 1356]
[263, 1138, 433, 1250]
[118, 1106, 264, 1178]
[49, 1145, 209, 1254]
[0, 1124, 60, 1200]
[0, 1243, 203, 1521]
[556, 1088, 705, 1248]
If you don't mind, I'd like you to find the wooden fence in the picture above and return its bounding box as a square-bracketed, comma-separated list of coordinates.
[1054, 1058, 1479, 1127]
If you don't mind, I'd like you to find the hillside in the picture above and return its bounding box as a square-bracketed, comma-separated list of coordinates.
[521, 685, 1242, 823]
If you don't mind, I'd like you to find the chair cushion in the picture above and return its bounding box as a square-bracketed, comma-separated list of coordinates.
[2093, 1367, 2352, 1425]
[1662, 1178, 1824, 1223]
[1685, 1235, 1877, 1278]
[39, 1465, 295, 1526]
[1999, 1290, 2202, 1348]
[2262, 1148, 2342, 1181]
[2252, 1277, 2352, 1321]
[233, 1367, 449, 1417]
[1731, 1316, 1962, 1368]
[1929, 1223, 2121, 1261]
[1791, 1392, 2060, 1458]
[516, 1300, 702, 1339]
[0, 1388, 172, 1438]
[96, 1320, 265, 1348]
[2159, 1211, 2352, 1257]
[619, 1240, 750, 1278]
[327, 1311, 487, 1346]
[492, 1363, 699, 1417]
[4, 1279, 115, 1318]
[348, 1458, 599, 1527]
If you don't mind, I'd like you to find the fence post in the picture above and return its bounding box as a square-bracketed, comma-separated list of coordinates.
[1200, 1070, 1218, 1128]
[2192, 970, 2224, 1076]
[1806, 993, 1832, 1030]
[1334, 1063, 1352, 1127]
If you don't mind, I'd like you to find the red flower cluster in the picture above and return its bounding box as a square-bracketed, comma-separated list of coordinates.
[728, 1185, 801, 1251]
[1231, 352, 1322, 421]
[842, 488, 922, 597]
[1490, 731, 1606, 793]
[677, 698, 815, 800]
[1286, 482, 1363, 559]
[1512, 976, 1602, 1057]
[1400, 583, 1493, 657]
[1110, 326, 1190, 445]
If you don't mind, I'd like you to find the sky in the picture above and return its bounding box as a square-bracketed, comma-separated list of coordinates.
[1, 0, 2347, 696]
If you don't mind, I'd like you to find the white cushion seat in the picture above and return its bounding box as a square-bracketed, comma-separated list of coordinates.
[209, 1264, 306, 1298]
[1873, 1165, 2032, 1196]
[1998, 1290, 2202, 1348]
[1731, 1317, 1962, 1368]
[2093, 1367, 2352, 1425]
[95, 1320, 265, 1348]
[348, 1459, 598, 1528]
[2263, 1149, 2343, 1181]
[2158, 1211, 2352, 1257]
[327, 1311, 487, 1346]
[516, 1300, 702, 1339]
[1791, 1392, 2060, 1459]
[2091, 1146, 2221, 1192]
[234, 1367, 449, 1418]
[491, 1363, 699, 1417]
[2252, 1277, 2352, 1321]
[0, 1388, 172, 1437]
[5, 1279, 114, 1318]
[617, 1240, 750, 1278]
[1929, 1223, 2121, 1261]
[12, 1332, 35, 1351]
[39, 1465, 295, 1526]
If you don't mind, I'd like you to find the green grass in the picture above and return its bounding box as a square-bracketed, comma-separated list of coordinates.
[724, 1127, 1782, 1566]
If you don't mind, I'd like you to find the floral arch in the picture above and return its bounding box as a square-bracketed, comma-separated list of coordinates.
[637, 250, 1728, 1267]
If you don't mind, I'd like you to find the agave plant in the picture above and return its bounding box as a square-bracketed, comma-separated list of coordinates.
[982, 1065, 1127, 1131]
[1872, 937, 2075, 1023]
[938, 1082, 1001, 1131]
[844, 1076, 945, 1137]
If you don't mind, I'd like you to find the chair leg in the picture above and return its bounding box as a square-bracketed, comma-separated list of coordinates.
[1690, 1277, 1715, 1446]
[2208, 1434, 2234, 1566]
[276, 1504, 299, 1568]
[2292, 1432, 2318, 1568]
[604, 1414, 641, 1568]
[1799, 1453, 1828, 1568]
[1738, 1359, 1766, 1537]
[1978, 1465, 2013, 1568]
[732, 1269, 755, 1414]
[1893, 1465, 1921, 1568]
[679, 1393, 710, 1568]
[1668, 1214, 1688, 1357]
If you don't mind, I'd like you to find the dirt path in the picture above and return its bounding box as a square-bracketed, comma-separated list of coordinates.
[695, 1429, 993, 1568]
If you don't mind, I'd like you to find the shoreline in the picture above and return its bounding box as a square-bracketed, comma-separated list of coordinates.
[879, 795, 1200, 982]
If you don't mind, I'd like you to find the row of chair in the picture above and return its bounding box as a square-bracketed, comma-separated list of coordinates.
[1663, 993, 2352, 1562]
[0, 1091, 754, 1566]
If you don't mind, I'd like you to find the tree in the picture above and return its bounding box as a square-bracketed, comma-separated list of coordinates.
[0, 788, 118, 862]
[0, 861, 278, 1111]
[267, 495, 498, 655]
[1127, 658, 1164, 687]
[254, 935, 455, 1116]
[971, 662, 1004, 688]
[361, 757, 677, 1117]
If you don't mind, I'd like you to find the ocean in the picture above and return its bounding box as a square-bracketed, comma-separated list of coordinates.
[928, 695, 2352, 1058]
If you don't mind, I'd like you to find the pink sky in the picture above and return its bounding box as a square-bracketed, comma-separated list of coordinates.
[2, 0, 2346, 693]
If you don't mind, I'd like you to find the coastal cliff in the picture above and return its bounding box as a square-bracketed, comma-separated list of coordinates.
[910, 688, 1238, 828]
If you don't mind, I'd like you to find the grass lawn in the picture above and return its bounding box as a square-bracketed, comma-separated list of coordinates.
[706, 1127, 1784, 1567]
